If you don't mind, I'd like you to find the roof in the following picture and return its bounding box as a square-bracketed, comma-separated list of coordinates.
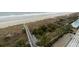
[71, 19, 79, 28]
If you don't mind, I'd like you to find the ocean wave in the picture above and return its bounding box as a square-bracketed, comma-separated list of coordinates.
[0, 13, 53, 19]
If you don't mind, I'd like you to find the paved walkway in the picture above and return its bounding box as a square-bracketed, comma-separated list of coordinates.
[53, 33, 74, 47]
[67, 29, 79, 47]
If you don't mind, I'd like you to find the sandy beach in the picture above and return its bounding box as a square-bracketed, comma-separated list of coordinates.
[0, 13, 72, 28]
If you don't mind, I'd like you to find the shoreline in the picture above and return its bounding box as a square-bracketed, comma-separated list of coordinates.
[0, 13, 72, 29]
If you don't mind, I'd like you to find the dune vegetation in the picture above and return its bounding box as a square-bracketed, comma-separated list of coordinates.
[0, 13, 78, 47]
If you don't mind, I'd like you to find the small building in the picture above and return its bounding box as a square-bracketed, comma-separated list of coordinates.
[71, 19, 79, 28]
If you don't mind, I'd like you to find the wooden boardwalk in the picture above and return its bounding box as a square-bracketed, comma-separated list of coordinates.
[23, 24, 38, 47]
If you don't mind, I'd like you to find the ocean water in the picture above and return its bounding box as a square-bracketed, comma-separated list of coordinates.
[0, 12, 50, 22]
[0, 12, 44, 16]
[0, 12, 70, 22]
[0, 12, 49, 18]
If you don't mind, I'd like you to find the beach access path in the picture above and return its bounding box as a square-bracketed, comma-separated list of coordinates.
[23, 24, 38, 47]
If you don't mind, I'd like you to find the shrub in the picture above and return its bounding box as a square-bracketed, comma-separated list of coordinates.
[22, 28, 26, 33]
[37, 35, 50, 46]
[15, 39, 26, 47]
